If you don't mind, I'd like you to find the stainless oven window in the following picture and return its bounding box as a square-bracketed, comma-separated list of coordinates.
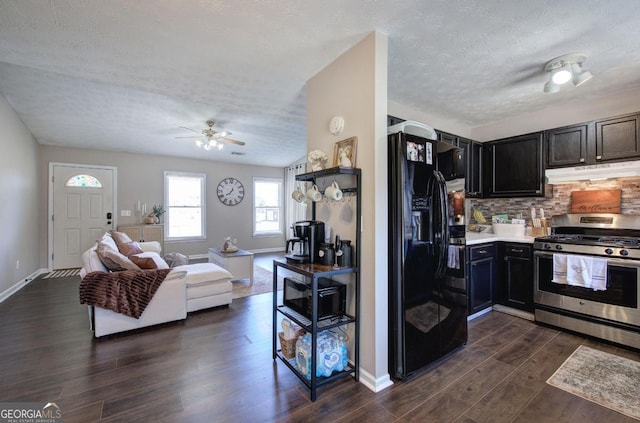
[535, 252, 638, 309]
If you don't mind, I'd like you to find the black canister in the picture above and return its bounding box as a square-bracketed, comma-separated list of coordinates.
[337, 240, 353, 267]
[318, 243, 335, 266]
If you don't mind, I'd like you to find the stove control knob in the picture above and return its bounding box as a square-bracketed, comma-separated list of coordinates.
[605, 248, 614, 255]
[544, 243, 551, 250]
[555, 244, 563, 251]
[620, 249, 629, 257]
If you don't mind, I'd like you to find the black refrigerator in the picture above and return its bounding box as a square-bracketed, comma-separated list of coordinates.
[388, 128, 468, 380]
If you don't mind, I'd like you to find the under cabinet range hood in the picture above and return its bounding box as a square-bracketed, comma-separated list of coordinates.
[545, 160, 640, 183]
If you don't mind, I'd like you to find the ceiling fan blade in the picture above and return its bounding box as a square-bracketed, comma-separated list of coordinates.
[220, 137, 245, 146]
[212, 130, 231, 138]
[179, 126, 202, 134]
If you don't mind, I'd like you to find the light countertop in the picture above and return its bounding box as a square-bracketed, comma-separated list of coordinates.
[465, 231, 536, 245]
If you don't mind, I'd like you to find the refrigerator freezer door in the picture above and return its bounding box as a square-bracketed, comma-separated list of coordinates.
[388, 130, 467, 380]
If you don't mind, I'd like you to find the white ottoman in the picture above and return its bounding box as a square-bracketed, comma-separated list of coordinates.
[174, 263, 234, 312]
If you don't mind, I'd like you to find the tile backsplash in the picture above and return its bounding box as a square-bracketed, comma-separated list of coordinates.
[467, 177, 640, 224]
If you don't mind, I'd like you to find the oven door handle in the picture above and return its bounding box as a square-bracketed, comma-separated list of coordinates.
[534, 250, 640, 269]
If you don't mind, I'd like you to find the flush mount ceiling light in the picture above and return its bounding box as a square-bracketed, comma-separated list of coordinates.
[543, 53, 593, 93]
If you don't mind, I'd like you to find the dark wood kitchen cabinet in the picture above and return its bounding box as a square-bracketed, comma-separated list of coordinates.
[467, 243, 496, 315]
[496, 242, 533, 312]
[434, 130, 483, 196]
[484, 132, 544, 197]
[546, 123, 588, 167]
[546, 112, 640, 168]
[464, 140, 482, 198]
[437, 130, 458, 146]
[595, 113, 640, 162]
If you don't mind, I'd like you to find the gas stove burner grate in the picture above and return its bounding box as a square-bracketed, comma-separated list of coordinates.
[543, 234, 583, 242]
[596, 237, 640, 247]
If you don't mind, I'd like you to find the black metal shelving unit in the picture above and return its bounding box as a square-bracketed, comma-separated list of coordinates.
[272, 166, 361, 401]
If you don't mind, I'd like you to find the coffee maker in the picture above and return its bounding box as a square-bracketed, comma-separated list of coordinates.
[286, 220, 325, 264]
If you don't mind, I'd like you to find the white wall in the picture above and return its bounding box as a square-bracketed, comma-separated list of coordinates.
[0, 94, 40, 300]
[471, 88, 640, 141]
[471, 86, 640, 141]
[390, 86, 640, 144]
[307, 32, 392, 392]
[38, 146, 285, 266]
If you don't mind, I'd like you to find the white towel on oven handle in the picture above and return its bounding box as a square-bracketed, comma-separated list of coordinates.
[589, 258, 608, 291]
[566, 255, 588, 287]
[566, 255, 608, 290]
[447, 245, 459, 270]
[552, 254, 568, 284]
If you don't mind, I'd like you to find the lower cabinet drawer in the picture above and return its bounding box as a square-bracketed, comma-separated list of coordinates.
[503, 243, 531, 258]
[469, 243, 496, 261]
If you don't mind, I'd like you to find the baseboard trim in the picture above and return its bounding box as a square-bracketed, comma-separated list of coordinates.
[468, 307, 493, 321]
[358, 367, 393, 393]
[492, 304, 535, 321]
[250, 247, 286, 254]
[0, 268, 48, 303]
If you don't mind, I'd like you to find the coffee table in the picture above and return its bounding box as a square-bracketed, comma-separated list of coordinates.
[208, 248, 254, 285]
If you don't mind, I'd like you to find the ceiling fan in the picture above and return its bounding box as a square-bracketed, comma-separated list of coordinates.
[177, 120, 245, 150]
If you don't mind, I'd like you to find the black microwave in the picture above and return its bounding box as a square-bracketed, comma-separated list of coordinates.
[283, 277, 346, 320]
[437, 147, 465, 181]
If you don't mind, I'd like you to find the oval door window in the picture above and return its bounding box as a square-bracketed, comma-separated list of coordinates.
[65, 174, 103, 188]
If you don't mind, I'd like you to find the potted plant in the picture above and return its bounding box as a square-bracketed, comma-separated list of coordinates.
[144, 204, 165, 224]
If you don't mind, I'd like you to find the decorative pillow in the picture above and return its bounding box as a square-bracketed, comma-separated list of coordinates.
[163, 252, 189, 268]
[129, 255, 158, 269]
[119, 241, 144, 256]
[96, 241, 140, 271]
[110, 230, 134, 251]
[100, 233, 119, 251]
[131, 252, 170, 269]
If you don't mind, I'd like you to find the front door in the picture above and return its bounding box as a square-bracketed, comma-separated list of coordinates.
[51, 164, 116, 269]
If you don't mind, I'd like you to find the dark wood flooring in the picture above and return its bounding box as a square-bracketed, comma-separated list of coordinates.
[1, 273, 639, 422]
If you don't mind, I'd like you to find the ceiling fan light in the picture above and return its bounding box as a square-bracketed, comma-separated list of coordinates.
[195, 139, 203, 147]
[572, 65, 593, 87]
[217, 143, 224, 150]
[203, 144, 212, 151]
[551, 66, 573, 85]
[544, 80, 560, 94]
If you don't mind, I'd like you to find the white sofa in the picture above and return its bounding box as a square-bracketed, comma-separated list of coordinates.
[80, 233, 234, 337]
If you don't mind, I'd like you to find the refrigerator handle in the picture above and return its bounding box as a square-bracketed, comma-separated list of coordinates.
[434, 170, 449, 279]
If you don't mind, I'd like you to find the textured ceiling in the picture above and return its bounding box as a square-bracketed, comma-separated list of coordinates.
[1, 1, 640, 167]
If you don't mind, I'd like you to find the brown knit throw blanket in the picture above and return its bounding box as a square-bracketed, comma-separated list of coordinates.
[79, 269, 172, 319]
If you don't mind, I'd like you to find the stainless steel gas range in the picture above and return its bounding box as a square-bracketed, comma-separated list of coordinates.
[533, 213, 640, 349]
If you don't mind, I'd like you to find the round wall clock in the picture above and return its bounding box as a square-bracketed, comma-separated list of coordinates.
[217, 177, 245, 206]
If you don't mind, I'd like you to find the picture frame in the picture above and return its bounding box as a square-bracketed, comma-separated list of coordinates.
[332, 136, 357, 168]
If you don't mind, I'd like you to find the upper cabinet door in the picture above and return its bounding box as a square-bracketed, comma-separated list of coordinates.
[485, 132, 544, 197]
[437, 131, 458, 146]
[595, 113, 640, 162]
[546, 124, 588, 168]
[463, 139, 483, 198]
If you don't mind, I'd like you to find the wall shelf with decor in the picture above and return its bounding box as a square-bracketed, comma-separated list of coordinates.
[272, 166, 361, 401]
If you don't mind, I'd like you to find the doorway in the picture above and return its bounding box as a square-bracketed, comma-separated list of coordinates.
[49, 163, 117, 270]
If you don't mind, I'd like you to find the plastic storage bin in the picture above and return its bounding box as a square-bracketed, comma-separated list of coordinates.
[295, 330, 348, 379]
